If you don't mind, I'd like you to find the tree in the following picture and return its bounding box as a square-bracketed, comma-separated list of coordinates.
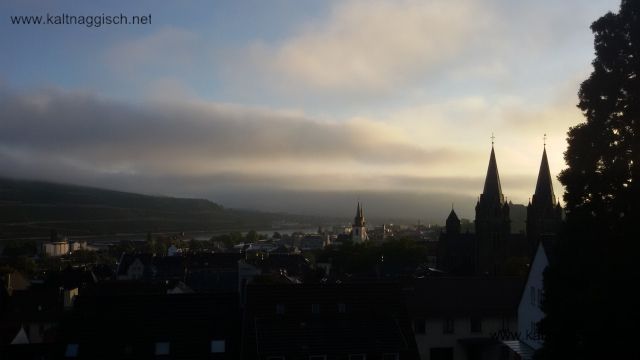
[245, 230, 259, 243]
[538, 2, 639, 359]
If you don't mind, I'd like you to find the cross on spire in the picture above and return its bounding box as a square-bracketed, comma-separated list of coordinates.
[490, 133, 495, 146]
[543, 133, 547, 147]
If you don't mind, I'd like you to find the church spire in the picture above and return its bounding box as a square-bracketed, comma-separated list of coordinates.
[533, 146, 556, 207]
[352, 201, 368, 243]
[481, 145, 504, 205]
[353, 202, 365, 227]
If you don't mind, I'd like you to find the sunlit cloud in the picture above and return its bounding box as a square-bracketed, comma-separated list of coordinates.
[245, 0, 492, 93]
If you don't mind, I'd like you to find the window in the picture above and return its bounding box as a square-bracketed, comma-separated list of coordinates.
[349, 355, 366, 360]
[413, 318, 426, 334]
[124, 345, 133, 357]
[276, 304, 285, 315]
[382, 354, 399, 360]
[155, 342, 170, 356]
[65, 344, 79, 358]
[211, 340, 225, 353]
[538, 289, 544, 307]
[430, 348, 453, 360]
[443, 317, 455, 334]
[338, 303, 346, 313]
[502, 316, 510, 330]
[156, 342, 170, 355]
[266, 357, 285, 360]
[309, 356, 326, 360]
[470, 316, 482, 333]
[530, 321, 539, 338]
[311, 303, 320, 314]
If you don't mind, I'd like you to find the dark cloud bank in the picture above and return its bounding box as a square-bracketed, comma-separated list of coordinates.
[1, 86, 495, 223]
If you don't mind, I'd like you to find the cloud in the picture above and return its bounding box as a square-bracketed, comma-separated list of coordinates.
[246, 0, 491, 93]
[105, 26, 199, 75]
[0, 85, 466, 187]
[0, 84, 573, 218]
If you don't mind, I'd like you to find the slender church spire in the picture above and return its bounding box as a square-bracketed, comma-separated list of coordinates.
[353, 202, 365, 227]
[481, 145, 504, 205]
[527, 141, 562, 254]
[533, 147, 556, 207]
[352, 201, 368, 243]
[475, 141, 510, 276]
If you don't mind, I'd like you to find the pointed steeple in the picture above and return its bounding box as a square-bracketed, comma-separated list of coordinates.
[533, 147, 556, 207]
[447, 207, 459, 222]
[481, 145, 504, 204]
[352, 201, 368, 243]
[446, 206, 461, 236]
[353, 202, 365, 227]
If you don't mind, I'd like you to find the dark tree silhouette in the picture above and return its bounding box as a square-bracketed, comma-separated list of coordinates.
[537, 1, 639, 358]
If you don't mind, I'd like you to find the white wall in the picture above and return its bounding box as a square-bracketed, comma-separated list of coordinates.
[414, 316, 518, 360]
[517, 244, 548, 350]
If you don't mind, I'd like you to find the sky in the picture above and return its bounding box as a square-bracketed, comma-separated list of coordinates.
[0, 0, 621, 223]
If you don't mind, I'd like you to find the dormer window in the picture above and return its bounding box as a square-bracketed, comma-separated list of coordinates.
[311, 303, 320, 314]
[338, 303, 346, 313]
[276, 304, 285, 315]
[65, 344, 79, 358]
[155, 342, 170, 356]
[211, 340, 225, 353]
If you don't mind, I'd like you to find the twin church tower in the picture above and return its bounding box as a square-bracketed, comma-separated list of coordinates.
[348, 138, 562, 276]
[442, 140, 562, 275]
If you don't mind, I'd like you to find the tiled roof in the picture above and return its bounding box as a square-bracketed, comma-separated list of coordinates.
[404, 277, 523, 317]
[60, 292, 240, 359]
[243, 282, 419, 359]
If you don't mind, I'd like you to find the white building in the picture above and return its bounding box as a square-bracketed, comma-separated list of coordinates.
[517, 242, 549, 350]
[407, 277, 523, 360]
[42, 239, 69, 257]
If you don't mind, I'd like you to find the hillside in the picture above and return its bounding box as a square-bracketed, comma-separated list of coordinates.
[0, 178, 285, 239]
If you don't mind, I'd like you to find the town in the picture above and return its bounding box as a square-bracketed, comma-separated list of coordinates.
[2, 0, 637, 359]
[1, 144, 555, 359]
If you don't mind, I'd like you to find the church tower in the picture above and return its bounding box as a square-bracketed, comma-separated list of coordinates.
[475, 143, 511, 275]
[446, 206, 461, 236]
[526, 144, 562, 253]
[351, 202, 368, 243]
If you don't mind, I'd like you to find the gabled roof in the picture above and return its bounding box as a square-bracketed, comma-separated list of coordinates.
[116, 253, 154, 277]
[405, 277, 523, 317]
[10, 325, 29, 345]
[60, 293, 240, 358]
[244, 282, 418, 358]
[187, 253, 243, 270]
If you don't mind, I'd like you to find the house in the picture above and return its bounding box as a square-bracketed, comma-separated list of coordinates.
[0, 267, 98, 348]
[242, 282, 420, 360]
[185, 253, 243, 292]
[499, 240, 553, 360]
[405, 277, 523, 360]
[58, 292, 241, 359]
[116, 253, 155, 280]
[42, 239, 70, 257]
[299, 234, 328, 251]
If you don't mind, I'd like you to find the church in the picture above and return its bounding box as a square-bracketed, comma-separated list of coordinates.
[439, 141, 563, 276]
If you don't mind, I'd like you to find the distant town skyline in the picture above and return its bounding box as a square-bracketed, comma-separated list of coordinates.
[0, 0, 620, 220]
